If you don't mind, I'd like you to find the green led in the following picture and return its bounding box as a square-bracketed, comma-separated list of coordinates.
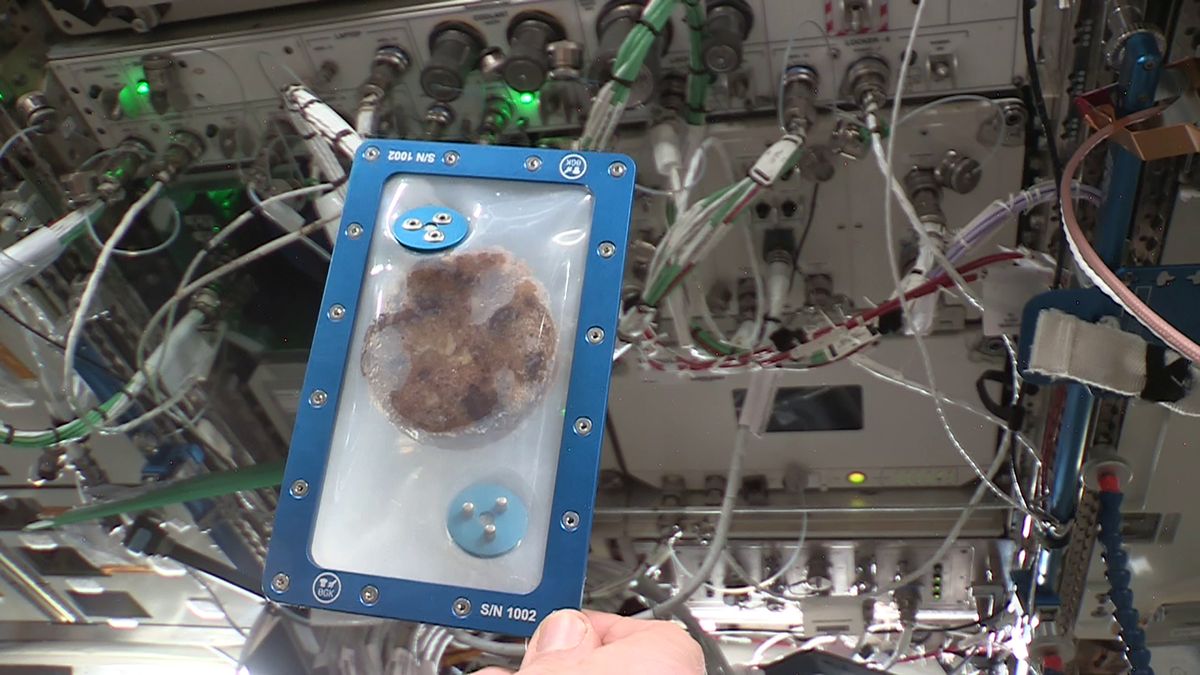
[518, 92, 535, 104]
[135, 80, 151, 96]
[205, 188, 242, 220]
[847, 471, 868, 485]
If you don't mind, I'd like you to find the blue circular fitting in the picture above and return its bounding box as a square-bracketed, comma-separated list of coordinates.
[393, 205, 469, 252]
[446, 483, 528, 558]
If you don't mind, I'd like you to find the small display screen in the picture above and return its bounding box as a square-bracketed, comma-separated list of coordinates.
[732, 385, 864, 432]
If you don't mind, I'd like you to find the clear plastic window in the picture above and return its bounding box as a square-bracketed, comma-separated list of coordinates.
[311, 174, 594, 594]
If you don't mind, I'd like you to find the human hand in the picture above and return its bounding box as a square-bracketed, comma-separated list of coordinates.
[472, 609, 704, 675]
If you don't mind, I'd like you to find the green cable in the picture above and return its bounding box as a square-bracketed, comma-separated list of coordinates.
[682, 0, 709, 125]
[694, 327, 738, 356]
[611, 0, 678, 91]
[26, 460, 286, 530]
[645, 262, 684, 306]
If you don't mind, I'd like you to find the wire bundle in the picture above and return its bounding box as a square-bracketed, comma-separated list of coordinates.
[681, 0, 709, 126]
[578, 0, 679, 150]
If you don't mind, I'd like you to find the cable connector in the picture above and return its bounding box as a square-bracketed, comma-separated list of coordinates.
[154, 130, 204, 183]
[750, 134, 805, 187]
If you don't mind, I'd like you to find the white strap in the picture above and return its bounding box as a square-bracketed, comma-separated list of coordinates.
[1028, 309, 1146, 395]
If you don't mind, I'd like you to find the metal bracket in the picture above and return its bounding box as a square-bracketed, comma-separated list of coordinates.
[1017, 264, 1200, 385]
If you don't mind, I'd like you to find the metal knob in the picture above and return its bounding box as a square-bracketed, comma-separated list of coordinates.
[421, 23, 485, 102]
[702, 0, 753, 74]
[592, 2, 671, 107]
[503, 12, 565, 92]
[935, 149, 982, 194]
[548, 40, 584, 81]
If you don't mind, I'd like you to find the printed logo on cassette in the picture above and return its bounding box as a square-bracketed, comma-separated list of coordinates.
[312, 572, 342, 604]
[559, 154, 588, 180]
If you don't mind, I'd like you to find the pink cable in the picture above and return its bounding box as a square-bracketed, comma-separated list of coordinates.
[1058, 103, 1200, 363]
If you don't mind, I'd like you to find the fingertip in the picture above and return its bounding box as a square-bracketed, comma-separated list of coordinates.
[524, 609, 601, 664]
[469, 668, 513, 675]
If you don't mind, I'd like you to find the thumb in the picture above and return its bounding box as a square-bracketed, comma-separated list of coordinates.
[520, 610, 601, 668]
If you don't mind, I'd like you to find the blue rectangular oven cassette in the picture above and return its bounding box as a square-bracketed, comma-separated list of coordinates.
[264, 141, 636, 636]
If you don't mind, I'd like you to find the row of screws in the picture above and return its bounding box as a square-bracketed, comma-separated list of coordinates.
[361, 146, 628, 179]
[268, 573, 379, 606]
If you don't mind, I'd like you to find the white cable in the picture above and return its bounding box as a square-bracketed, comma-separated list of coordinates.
[284, 85, 363, 159]
[873, 134, 1022, 513]
[62, 182, 164, 421]
[869, 1, 1027, 516]
[86, 198, 181, 258]
[873, 432, 1012, 598]
[137, 183, 333, 375]
[880, 625, 916, 670]
[0, 127, 37, 166]
[634, 421, 750, 619]
[733, 226, 765, 349]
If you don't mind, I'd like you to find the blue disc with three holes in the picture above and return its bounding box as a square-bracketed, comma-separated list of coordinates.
[446, 483, 528, 558]
[393, 205, 469, 252]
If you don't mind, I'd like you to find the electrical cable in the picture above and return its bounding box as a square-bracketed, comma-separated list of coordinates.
[247, 186, 333, 261]
[189, 569, 249, 638]
[448, 629, 527, 658]
[880, 624, 916, 670]
[1020, 0, 1069, 288]
[135, 183, 333, 378]
[873, 434, 1013, 598]
[86, 197, 182, 258]
[870, 0, 1035, 517]
[633, 575, 733, 675]
[1058, 104, 1200, 363]
[0, 304, 123, 379]
[634, 423, 750, 619]
[776, 21, 836, 132]
[61, 182, 165, 424]
[138, 214, 338, 386]
[0, 128, 37, 167]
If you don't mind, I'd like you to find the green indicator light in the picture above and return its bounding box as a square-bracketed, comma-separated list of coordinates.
[205, 188, 242, 220]
[847, 471, 868, 485]
[518, 92, 535, 104]
[135, 80, 151, 96]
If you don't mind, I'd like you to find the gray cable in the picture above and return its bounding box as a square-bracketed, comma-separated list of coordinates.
[635, 424, 749, 620]
[634, 576, 733, 675]
[448, 628, 527, 658]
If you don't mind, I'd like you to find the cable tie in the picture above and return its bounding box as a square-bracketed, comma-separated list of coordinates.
[91, 406, 111, 422]
[611, 76, 636, 89]
[636, 18, 663, 37]
[688, 66, 709, 77]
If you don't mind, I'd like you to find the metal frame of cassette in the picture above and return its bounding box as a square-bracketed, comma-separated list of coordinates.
[265, 140, 635, 636]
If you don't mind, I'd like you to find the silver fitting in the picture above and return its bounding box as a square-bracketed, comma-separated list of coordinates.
[548, 40, 584, 81]
[155, 130, 205, 183]
[781, 66, 819, 135]
[844, 55, 890, 112]
[96, 138, 154, 201]
[1105, 2, 1165, 67]
[15, 92, 56, 133]
[935, 150, 982, 194]
[903, 168, 946, 228]
[361, 46, 411, 101]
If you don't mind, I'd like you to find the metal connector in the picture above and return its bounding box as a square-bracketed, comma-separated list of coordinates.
[844, 55, 890, 111]
[154, 130, 204, 183]
[781, 66, 819, 135]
